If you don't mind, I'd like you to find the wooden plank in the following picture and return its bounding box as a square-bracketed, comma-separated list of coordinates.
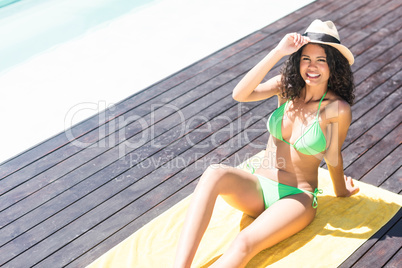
[67, 176, 201, 267]
[7, 115, 270, 267]
[341, 95, 401, 171]
[384, 248, 402, 268]
[350, 18, 402, 71]
[359, 145, 401, 190]
[0, 77, 246, 248]
[52, 127, 270, 268]
[349, 70, 401, 124]
[340, 1, 402, 54]
[344, 4, 402, 50]
[345, 122, 401, 180]
[380, 167, 402, 194]
[258, 0, 337, 34]
[354, 36, 402, 89]
[0, 61, 274, 264]
[0, 99, 235, 225]
[342, 63, 402, 150]
[336, 0, 401, 32]
[339, 209, 402, 268]
[352, 217, 402, 267]
[324, 61, 402, 156]
[70, 134, 270, 267]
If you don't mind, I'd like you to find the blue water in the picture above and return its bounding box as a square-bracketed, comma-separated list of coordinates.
[0, 0, 155, 73]
[0, 0, 20, 8]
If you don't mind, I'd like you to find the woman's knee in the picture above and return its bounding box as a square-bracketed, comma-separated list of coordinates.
[198, 164, 231, 191]
[230, 231, 258, 259]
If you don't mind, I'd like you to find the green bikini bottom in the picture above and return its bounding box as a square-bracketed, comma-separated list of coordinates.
[247, 165, 322, 209]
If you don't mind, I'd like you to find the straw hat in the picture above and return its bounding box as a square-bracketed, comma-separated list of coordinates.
[302, 19, 354, 65]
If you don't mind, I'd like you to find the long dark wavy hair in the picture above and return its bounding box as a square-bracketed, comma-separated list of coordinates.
[280, 43, 355, 105]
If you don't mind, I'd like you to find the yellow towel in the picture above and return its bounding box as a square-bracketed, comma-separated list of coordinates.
[88, 151, 402, 268]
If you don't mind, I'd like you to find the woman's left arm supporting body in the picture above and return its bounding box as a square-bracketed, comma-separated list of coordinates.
[324, 99, 359, 197]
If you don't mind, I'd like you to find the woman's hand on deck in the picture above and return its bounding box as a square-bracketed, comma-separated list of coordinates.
[343, 175, 360, 197]
[275, 33, 310, 56]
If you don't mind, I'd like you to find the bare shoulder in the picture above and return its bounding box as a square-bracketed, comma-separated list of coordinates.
[324, 94, 352, 125]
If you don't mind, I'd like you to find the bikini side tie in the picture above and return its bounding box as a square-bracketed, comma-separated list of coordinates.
[312, 188, 324, 208]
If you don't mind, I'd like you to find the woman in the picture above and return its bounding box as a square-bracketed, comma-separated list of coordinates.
[174, 20, 360, 268]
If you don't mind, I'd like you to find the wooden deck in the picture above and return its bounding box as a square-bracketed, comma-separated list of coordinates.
[0, 0, 401, 267]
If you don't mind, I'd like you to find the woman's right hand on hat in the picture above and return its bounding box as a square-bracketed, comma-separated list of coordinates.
[275, 33, 310, 56]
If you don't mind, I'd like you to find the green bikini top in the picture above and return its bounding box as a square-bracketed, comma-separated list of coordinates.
[267, 91, 327, 155]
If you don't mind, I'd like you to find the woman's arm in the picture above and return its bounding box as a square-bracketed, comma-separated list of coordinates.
[324, 100, 359, 197]
[232, 33, 310, 102]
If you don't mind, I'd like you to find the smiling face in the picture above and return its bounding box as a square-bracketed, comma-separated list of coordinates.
[299, 43, 330, 88]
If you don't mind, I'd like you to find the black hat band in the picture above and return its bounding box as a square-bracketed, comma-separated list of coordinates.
[302, 32, 341, 44]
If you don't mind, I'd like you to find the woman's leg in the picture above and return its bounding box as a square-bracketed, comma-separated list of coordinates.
[210, 192, 316, 268]
[173, 164, 266, 268]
